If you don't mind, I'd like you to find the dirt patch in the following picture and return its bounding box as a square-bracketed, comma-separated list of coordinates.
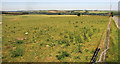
[48, 11, 57, 13]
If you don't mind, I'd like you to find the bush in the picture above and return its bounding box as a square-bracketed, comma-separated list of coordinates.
[77, 13, 81, 16]
[11, 48, 24, 57]
[56, 51, 70, 60]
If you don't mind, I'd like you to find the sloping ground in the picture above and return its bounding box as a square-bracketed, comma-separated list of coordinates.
[2, 15, 109, 62]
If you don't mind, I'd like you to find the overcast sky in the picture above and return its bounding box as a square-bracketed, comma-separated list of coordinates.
[2, 0, 120, 11]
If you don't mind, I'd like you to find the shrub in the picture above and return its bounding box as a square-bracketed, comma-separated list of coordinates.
[11, 47, 24, 57]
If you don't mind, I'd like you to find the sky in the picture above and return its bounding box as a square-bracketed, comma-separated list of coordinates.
[1, 0, 120, 11]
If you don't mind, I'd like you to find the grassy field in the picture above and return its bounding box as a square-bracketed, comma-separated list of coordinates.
[74, 11, 108, 14]
[88, 11, 108, 13]
[2, 14, 118, 62]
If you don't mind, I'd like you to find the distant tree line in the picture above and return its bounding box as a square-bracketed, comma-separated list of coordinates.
[2, 11, 110, 16]
[2, 11, 29, 15]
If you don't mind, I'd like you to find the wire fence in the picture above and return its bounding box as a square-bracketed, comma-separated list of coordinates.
[90, 17, 112, 64]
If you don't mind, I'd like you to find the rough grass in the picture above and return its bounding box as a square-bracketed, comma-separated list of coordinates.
[2, 15, 115, 62]
[106, 19, 119, 62]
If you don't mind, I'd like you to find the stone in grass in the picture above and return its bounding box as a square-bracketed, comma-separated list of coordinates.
[46, 45, 49, 47]
[25, 32, 28, 35]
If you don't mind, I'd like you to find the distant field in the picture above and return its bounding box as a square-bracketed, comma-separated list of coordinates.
[88, 11, 108, 13]
[74, 11, 108, 14]
[2, 15, 118, 62]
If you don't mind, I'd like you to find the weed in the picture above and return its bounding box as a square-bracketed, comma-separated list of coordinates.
[85, 56, 88, 60]
[83, 33, 89, 42]
[56, 51, 70, 60]
[64, 35, 68, 38]
[46, 38, 50, 41]
[60, 33, 63, 35]
[78, 44, 82, 53]
[85, 49, 89, 52]
[16, 40, 24, 44]
[74, 56, 80, 59]
[76, 21, 78, 23]
[11, 47, 24, 57]
[74, 25, 78, 27]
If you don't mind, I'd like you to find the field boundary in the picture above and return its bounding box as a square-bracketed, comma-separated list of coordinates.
[90, 17, 112, 63]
